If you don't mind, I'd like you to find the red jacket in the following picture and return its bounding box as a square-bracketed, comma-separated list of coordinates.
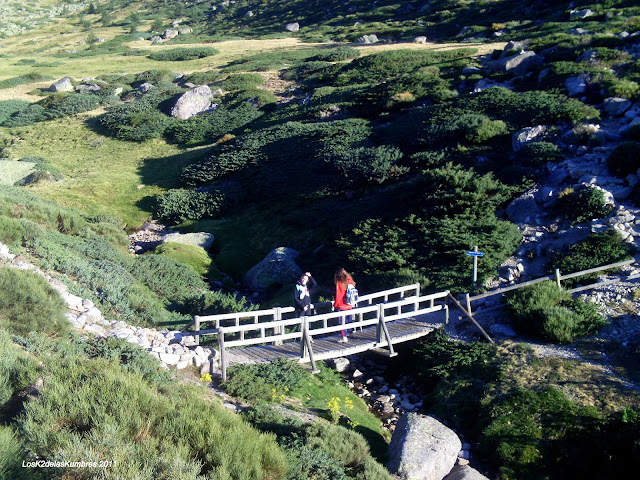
[334, 277, 355, 311]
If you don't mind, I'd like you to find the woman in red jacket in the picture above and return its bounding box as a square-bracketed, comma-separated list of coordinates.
[333, 267, 355, 343]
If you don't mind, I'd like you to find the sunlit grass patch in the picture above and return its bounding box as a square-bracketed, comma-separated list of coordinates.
[0, 159, 35, 185]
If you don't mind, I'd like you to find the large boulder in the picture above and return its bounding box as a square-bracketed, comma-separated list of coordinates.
[506, 191, 540, 223]
[163, 29, 179, 39]
[512, 125, 549, 151]
[494, 51, 542, 75]
[388, 413, 461, 480]
[49, 77, 74, 92]
[444, 464, 490, 480]
[244, 247, 302, 291]
[358, 34, 379, 44]
[604, 97, 632, 116]
[570, 9, 595, 20]
[414, 36, 427, 44]
[171, 85, 215, 120]
[285, 22, 300, 32]
[565, 76, 587, 96]
[163, 232, 214, 250]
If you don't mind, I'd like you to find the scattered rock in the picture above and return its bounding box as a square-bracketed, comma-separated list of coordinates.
[164, 232, 215, 250]
[171, 85, 216, 120]
[285, 22, 300, 32]
[358, 34, 379, 44]
[49, 77, 74, 92]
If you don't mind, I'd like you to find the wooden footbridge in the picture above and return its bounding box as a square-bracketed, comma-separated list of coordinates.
[183, 284, 460, 380]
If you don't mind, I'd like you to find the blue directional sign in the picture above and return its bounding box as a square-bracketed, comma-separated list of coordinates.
[466, 250, 484, 257]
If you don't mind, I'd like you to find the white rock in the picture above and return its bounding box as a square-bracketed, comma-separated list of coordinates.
[159, 353, 180, 365]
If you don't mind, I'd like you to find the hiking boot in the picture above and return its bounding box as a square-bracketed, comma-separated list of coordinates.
[338, 337, 348, 343]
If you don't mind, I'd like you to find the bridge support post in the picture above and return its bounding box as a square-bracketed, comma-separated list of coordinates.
[194, 315, 200, 346]
[299, 316, 307, 358]
[219, 327, 227, 381]
[378, 304, 397, 357]
[274, 307, 283, 346]
[376, 305, 383, 344]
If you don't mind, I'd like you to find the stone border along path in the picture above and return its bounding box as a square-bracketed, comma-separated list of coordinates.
[0, 241, 218, 374]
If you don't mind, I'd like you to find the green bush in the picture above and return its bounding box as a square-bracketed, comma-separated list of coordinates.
[14, 156, 63, 185]
[603, 78, 640, 100]
[17, 355, 287, 480]
[481, 387, 597, 480]
[0, 267, 69, 337]
[312, 46, 361, 62]
[148, 46, 219, 61]
[324, 144, 406, 184]
[0, 72, 51, 89]
[0, 100, 31, 124]
[0, 330, 40, 407]
[305, 422, 370, 468]
[1, 104, 47, 127]
[548, 230, 634, 286]
[155, 188, 226, 224]
[0, 425, 30, 480]
[184, 70, 220, 85]
[100, 89, 179, 141]
[223, 358, 307, 402]
[607, 141, 640, 176]
[506, 280, 606, 343]
[165, 103, 262, 145]
[219, 73, 265, 91]
[517, 141, 563, 166]
[559, 187, 613, 224]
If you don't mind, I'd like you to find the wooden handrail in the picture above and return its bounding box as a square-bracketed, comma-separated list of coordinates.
[469, 258, 636, 303]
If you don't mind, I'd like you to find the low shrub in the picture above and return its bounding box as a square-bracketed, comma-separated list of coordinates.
[17, 355, 287, 480]
[0, 72, 51, 89]
[506, 280, 606, 343]
[0, 100, 31, 124]
[154, 243, 212, 276]
[559, 187, 613, 224]
[481, 387, 598, 480]
[0, 330, 40, 407]
[517, 141, 563, 166]
[0, 425, 30, 480]
[0, 267, 69, 337]
[183, 70, 220, 85]
[304, 421, 370, 467]
[223, 358, 307, 403]
[165, 103, 262, 145]
[324, 144, 406, 184]
[219, 73, 265, 91]
[15, 156, 63, 185]
[100, 89, 179, 141]
[148, 46, 219, 61]
[154, 188, 226, 224]
[312, 46, 361, 62]
[607, 141, 640, 176]
[548, 230, 634, 285]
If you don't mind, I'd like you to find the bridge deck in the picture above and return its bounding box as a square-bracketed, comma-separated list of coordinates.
[225, 312, 444, 367]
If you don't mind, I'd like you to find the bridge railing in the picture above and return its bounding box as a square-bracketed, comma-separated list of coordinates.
[217, 291, 449, 380]
[185, 283, 423, 345]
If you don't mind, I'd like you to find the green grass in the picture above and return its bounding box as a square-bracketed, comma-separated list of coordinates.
[290, 365, 391, 462]
[0, 160, 35, 185]
[3, 115, 207, 228]
[153, 242, 211, 276]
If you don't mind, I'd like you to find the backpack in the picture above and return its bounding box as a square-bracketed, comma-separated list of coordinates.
[345, 284, 359, 306]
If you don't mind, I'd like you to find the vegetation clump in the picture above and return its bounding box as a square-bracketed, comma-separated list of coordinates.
[148, 46, 219, 61]
[506, 280, 606, 343]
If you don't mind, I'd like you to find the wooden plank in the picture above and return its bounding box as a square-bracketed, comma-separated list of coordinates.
[560, 258, 635, 280]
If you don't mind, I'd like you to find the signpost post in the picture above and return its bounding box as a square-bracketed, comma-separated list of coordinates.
[465, 246, 484, 288]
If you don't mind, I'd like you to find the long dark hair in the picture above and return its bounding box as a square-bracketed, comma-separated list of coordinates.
[334, 267, 354, 287]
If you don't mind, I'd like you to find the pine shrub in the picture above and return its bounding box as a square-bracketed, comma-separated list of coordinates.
[0, 267, 69, 337]
[154, 188, 226, 224]
[607, 141, 640, 176]
[148, 46, 219, 61]
[559, 187, 613, 224]
[517, 141, 563, 167]
[506, 280, 606, 343]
